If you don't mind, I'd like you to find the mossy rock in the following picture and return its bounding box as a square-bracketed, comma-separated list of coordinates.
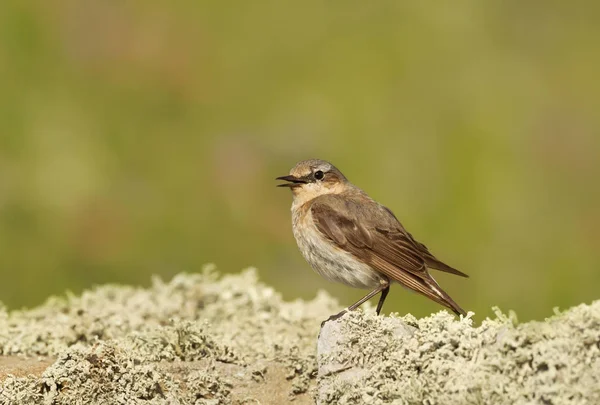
[0, 267, 598, 404]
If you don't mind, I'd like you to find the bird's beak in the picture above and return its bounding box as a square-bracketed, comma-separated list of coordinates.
[276, 175, 308, 188]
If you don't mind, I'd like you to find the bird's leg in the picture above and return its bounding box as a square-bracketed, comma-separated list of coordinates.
[375, 284, 390, 315]
[321, 280, 390, 327]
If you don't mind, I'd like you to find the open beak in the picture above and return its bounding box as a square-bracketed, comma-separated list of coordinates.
[276, 175, 308, 188]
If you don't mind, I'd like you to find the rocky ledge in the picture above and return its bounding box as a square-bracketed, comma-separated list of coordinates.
[0, 267, 598, 404]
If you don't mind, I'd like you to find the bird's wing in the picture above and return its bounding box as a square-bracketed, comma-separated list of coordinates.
[310, 194, 466, 315]
[381, 206, 468, 278]
[311, 194, 429, 279]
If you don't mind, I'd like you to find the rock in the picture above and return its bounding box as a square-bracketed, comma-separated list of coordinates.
[317, 314, 416, 405]
[1, 268, 599, 404]
[0, 267, 339, 405]
[316, 306, 600, 405]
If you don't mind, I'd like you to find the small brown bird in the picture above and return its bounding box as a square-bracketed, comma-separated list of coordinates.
[277, 159, 467, 322]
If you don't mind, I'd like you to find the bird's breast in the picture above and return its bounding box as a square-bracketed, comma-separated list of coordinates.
[291, 205, 382, 289]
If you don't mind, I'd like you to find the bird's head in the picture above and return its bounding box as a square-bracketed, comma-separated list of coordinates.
[276, 159, 349, 205]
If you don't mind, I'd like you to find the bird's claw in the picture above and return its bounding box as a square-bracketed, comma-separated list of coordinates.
[320, 310, 348, 328]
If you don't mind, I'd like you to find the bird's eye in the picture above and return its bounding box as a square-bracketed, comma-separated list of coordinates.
[314, 170, 324, 180]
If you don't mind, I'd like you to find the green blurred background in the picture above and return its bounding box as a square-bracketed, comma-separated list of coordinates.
[1, 1, 599, 321]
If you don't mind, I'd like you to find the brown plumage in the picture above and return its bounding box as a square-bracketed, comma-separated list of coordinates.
[277, 159, 467, 322]
[311, 194, 466, 316]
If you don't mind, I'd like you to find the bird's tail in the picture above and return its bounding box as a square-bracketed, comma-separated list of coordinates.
[425, 278, 466, 316]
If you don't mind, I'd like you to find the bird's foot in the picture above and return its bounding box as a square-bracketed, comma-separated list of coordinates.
[320, 309, 348, 328]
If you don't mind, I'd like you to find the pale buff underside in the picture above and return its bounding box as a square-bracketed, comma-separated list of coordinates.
[290, 181, 346, 208]
[292, 202, 385, 290]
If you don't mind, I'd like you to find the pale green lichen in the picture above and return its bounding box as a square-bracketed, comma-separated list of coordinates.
[317, 303, 600, 405]
[0, 267, 338, 404]
[0, 268, 598, 404]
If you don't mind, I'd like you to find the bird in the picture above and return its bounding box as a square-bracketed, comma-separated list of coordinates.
[276, 159, 467, 323]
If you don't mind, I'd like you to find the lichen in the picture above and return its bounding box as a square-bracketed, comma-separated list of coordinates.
[0, 267, 598, 404]
[317, 303, 600, 405]
[0, 266, 338, 404]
